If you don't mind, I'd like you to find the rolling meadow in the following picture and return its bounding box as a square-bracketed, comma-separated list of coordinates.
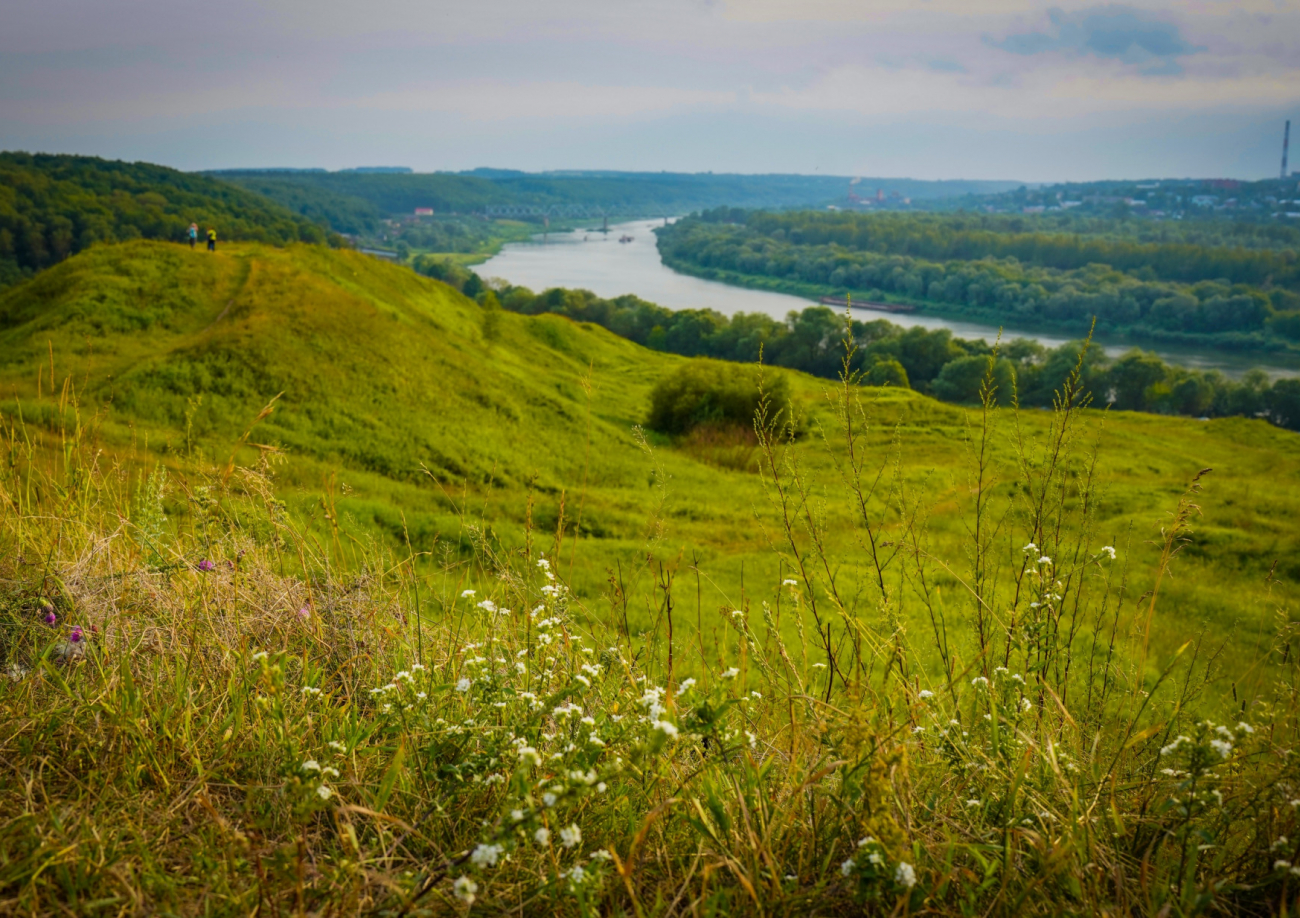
[3, 240, 1300, 915]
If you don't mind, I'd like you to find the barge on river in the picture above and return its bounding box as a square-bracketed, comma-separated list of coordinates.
[818, 296, 916, 314]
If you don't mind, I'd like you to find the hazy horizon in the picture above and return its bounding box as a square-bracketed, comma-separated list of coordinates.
[3, 0, 1299, 183]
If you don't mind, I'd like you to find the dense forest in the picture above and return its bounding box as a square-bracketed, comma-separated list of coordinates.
[211, 169, 1022, 229]
[0, 153, 332, 287]
[416, 259, 1300, 431]
[658, 210, 1300, 350]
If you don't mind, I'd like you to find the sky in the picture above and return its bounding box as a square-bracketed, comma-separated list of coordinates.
[2, 0, 1299, 182]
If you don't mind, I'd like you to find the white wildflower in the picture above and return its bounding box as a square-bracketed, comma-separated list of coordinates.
[840, 858, 856, 877]
[301, 760, 322, 774]
[456, 677, 471, 693]
[1100, 546, 1116, 560]
[721, 668, 740, 680]
[534, 827, 551, 846]
[316, 784, 333, 801]
[918, 689, 934, 699]
[471, 843, 503, 867]
[895, 862, 917, 888]
[1210, 739, 1232, 760]
[453, 876, 477, 904]
[655, 720, 679, 738]
[559, 824, 582, 848]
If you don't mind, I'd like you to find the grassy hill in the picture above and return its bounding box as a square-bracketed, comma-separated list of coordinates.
[4, 240, 1300, 913]
[0, 152, 331, 288]
[1, 240, 1297, 662]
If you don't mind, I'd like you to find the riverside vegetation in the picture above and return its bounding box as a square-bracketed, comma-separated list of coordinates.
[656, 209, 1300, 355]
[3, 241, 1300, 915]
[424, 266, 1300, 431]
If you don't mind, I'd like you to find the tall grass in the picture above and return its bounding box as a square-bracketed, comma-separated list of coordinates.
[1, 337, 1298, 917]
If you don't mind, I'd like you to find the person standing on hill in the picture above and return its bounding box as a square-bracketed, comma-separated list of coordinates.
[207, 228, 216, 252]
[188, 223, 198, 249]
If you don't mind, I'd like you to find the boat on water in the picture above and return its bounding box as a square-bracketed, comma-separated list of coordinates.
[618, 235, 634, 243]
[818, 296, 915, 314]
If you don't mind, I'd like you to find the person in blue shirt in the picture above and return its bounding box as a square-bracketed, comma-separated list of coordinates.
[188, 223, 198, 249]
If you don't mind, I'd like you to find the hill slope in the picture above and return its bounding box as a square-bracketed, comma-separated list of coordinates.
[1, 241, 1298, 656]
[0, 152, 330, 288]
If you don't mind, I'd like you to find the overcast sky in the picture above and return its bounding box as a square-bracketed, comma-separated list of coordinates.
[3, 0, 1298, 181]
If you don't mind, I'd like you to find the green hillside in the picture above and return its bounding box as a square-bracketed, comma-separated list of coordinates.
[6, 240, 1300, 914]
[0, 152, 331, 288]
[1, 240, 1298, 661]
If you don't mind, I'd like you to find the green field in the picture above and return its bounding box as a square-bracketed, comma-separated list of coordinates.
[3, 241, 1300, 914]
[2, 240, 1297, 666]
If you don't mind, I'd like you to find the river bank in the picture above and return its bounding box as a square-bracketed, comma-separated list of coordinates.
[474, 219, 1299, 380]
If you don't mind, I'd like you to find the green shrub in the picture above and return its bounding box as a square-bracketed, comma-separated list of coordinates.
[931, 354, 1016, 405]
[647, 359, 791, 435]
[863, 357, 909, 388]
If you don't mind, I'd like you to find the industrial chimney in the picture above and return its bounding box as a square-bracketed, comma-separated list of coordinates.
[1284, 120, 1291, 181]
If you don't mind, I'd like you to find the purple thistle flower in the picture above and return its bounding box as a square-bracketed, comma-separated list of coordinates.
[297, 607, 311, 620]
[70, 626, 84, 644]
[43, 610, 57, 625]
[198, 560, 216, 572]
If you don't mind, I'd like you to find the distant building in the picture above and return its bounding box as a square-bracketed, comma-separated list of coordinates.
[1190, 195, 1218, 207]
[414, 208, 434, 216]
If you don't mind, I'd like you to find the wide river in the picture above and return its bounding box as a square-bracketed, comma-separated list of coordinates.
[475, 219, 1296, 379]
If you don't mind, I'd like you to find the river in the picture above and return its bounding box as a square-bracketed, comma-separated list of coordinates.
[474, 219, 1297, 380]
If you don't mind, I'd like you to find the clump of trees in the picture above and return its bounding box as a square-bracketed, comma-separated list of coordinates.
[657, 210, 1300, 348]
[428, 267, 1300, 432]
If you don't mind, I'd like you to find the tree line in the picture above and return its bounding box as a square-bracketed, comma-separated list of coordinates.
[658, 211, 1300, 348]
[414, 258, 1300, 432]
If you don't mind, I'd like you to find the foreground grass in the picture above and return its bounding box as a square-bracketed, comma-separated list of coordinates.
[3, 345, 1300, 916]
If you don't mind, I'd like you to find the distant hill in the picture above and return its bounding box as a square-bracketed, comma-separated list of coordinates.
[211, 169, 1023, 232]
[0, 152, 331, 288]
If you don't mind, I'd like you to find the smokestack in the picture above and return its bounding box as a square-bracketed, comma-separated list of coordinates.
[1284, 120, 1291, 181]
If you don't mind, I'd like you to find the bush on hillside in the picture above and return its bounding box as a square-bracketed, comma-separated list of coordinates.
[647, 359, 791, 436]
[862, 356, 909, 388]
[931, 354, 1017, 404]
